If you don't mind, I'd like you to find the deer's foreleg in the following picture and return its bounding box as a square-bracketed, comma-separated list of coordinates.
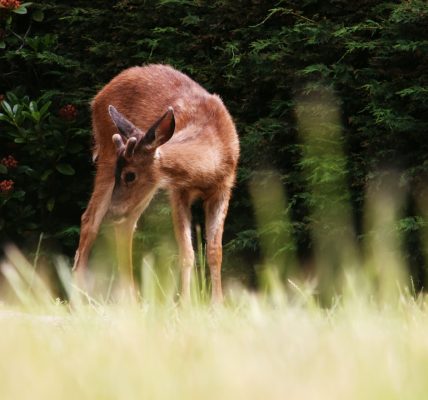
[73, 165, 114, 277]
[114, 214, 139, 299]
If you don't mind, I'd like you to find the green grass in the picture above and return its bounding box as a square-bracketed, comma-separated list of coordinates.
[1, 248, 428, 400]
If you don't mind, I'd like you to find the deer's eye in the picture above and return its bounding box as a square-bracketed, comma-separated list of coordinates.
[124, 171, 136, 184]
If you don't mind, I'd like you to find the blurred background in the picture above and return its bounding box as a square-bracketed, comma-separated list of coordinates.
[1, 0, 427, 297]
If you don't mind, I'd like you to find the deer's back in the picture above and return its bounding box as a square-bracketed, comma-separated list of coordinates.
[91, 64, 239, 190]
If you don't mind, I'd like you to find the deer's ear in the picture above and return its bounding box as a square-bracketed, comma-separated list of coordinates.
[141, 107, 175, 149]
[108, 105, 141, 138]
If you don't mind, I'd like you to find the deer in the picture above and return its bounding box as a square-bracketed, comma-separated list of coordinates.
[72, 64, 239, 303]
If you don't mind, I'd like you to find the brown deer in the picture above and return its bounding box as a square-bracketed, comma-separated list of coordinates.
[72, 64, 239, 302]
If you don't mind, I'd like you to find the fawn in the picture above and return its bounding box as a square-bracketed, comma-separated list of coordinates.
[73, 64, 239, 302]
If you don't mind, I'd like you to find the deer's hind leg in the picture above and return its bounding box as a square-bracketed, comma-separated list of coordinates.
[170, 190, 195, 303]
[204, 189, 232, 303]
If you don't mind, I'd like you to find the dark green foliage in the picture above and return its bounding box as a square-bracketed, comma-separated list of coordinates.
[0, 89, 91, 250]
[1, 0, 427, 285]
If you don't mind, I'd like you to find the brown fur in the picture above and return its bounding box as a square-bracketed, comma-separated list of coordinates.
[73, 64, 239, 302]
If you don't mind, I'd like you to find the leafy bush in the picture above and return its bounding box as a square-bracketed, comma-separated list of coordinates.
[0, 90, 91, 250]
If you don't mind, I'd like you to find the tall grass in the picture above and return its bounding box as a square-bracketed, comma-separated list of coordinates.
[1, 87, 428, 399]
[1, 248, 428, 400]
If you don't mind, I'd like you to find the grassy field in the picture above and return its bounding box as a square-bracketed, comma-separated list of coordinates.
[1, 93, 427, 399]
[1, 246, 428, 400]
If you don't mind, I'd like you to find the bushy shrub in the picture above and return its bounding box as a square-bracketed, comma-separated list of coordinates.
[0, 89, 91, 250]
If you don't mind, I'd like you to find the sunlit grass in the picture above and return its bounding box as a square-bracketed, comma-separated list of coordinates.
[1, 245, 428, 400]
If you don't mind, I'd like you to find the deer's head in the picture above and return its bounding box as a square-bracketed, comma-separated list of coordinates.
[107, 105, 175, 222]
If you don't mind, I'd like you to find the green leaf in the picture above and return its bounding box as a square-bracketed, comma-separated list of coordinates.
[0, 41, 5, 49]
[6, 92, 18, 104]
[181, 15, 201, 26]
[17, 165, 34, 175]
[29, 101, 37, 113]
[39, 101, 51, 117]
[12, 190, 25, 199]
[47, 197, 55, 212]
[0, 165, 7, 174]
[31, 111, 41, 122]
[56, 163, 75, 175]
[32, 9, 44, 22]
[14, 138, 25, 143]
[41, 169, 53, 181]
[12, 6, 28, 15]
[2, 101, 13, 117]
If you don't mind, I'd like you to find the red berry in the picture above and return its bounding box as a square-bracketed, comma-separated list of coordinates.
[1, 155, 18, 168]
[0, 0, 21, 10]
[59, 104, 78, 121]
[0, 179, 14, 193]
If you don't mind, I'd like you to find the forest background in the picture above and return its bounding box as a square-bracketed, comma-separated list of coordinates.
[1, 0, 427, 292]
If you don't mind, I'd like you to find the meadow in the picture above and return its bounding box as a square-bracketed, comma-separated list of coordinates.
[1, 2, 428, 398]
[1, 241, 428, 400]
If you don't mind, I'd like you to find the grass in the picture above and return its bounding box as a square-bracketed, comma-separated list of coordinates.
[2, 90, 427, 399]
[1, 246, 428, 400]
